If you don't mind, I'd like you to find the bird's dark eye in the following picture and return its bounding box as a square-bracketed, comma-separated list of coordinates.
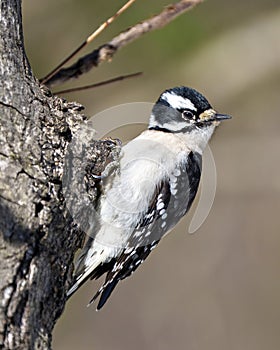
[182, 109, 195, 120]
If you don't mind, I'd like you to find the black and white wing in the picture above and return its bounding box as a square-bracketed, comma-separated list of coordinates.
[68, 151, 202, 309]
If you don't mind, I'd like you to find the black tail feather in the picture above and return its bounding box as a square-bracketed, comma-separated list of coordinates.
[97, 279, 119, 310]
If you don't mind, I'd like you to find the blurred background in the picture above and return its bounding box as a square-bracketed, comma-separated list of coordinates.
[23, 1, 280, 349]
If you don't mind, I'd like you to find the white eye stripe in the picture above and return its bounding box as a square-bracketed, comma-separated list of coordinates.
[161, 92, 197, 111]
[161, 121, 188, 131]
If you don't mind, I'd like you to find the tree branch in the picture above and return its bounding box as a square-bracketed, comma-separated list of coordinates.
[41, 0, 137, 85]
[43, 0, 202, 88]
[54, 72, 142, 95]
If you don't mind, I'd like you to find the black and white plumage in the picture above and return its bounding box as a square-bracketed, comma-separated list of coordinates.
[67, 86, 231, 309]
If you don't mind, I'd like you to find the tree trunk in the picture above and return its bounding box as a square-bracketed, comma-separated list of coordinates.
[0, 1, 109, 348]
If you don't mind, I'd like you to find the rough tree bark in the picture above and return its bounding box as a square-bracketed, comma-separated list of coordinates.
[0, 0, 202, 349]
[0, 1, 114, 349]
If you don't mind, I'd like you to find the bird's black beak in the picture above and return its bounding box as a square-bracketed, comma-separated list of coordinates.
[212, 113, 232, 121]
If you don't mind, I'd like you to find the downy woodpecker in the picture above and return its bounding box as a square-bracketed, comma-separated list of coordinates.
[67, 86, 231, 309]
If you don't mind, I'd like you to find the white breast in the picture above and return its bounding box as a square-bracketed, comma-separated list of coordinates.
[94, 127, 214, 250]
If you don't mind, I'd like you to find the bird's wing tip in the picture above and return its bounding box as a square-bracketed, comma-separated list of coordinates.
[66, 283, 79, 298]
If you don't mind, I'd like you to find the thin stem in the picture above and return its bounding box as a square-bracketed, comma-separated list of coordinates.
[54, 72, 142, 94]
[41, 0, 137, 85]
[44, 0, 203, 88]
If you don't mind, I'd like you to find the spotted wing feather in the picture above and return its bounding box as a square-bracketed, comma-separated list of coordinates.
[87, 151, 201, 309]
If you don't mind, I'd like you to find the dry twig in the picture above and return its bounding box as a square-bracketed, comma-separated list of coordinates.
[54, 72, 142, 95]
[43, 0, 202, 88]
[41, 0, 137, 85]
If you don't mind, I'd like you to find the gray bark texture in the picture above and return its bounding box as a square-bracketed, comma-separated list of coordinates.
[0, 1, 113, 349]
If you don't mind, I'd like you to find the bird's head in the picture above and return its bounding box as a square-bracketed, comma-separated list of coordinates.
[149, 86, 231, 133]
